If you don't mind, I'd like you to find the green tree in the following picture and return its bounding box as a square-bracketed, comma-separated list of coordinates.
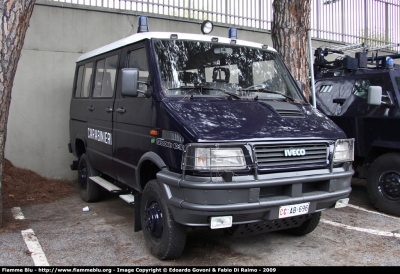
[0, 0, 36, 226]
[272, 0, 311, 101]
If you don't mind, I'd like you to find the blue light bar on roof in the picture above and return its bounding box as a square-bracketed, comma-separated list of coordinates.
[137, 16, 149, 33]
[229, 28, 237, 39]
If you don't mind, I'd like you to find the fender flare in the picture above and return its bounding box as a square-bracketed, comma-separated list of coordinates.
[136, 151, 167, 192]
[360, 140, 400, 178]
[370, 140, 400, 151]
[134, 152, 168, 232]
[74, 133, 88, 156]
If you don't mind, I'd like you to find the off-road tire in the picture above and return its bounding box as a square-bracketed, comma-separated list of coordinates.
[284, 212, 321, 236]
[367, 153, 400, 217]
[77, 154, 101, 202]
[141, 179, 187, 260]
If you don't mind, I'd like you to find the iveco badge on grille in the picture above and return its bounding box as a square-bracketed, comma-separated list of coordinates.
[284, 149, 306, 156]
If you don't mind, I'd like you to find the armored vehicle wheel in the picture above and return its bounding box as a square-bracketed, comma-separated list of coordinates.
[283, 212, 321, 236]
[141, 179, 187, 260]
[367, 153, 400, 217]
[77, 154, 101, 202]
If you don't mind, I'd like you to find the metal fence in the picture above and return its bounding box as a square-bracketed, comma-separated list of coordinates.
[51, 0, 400, 52]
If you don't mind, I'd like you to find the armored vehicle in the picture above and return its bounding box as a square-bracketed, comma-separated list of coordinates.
[313, 44, 400, 217]
[68, 16, 354, 260]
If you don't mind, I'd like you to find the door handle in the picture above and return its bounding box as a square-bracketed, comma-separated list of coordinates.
[105, 107, 114, 113]
[116, 107, 126, 113]
[87, 106, 95, 111]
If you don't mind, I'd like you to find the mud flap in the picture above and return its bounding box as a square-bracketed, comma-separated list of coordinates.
[134, 193, 142, 232]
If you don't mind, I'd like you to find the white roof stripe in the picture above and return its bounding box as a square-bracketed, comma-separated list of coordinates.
[76, 31, 276, 62]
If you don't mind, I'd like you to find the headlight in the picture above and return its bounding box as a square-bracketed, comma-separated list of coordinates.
[333, 138, 354, 163]
[192, 147, 246, 170]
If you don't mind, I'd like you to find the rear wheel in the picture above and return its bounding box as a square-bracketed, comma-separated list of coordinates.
[77, 154, 101, 202]
[140, 179, 187, 260]
[284, 212, 321, 236]
[367, 153, 400, 217]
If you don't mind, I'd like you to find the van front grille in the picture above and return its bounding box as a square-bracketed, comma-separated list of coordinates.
[254, 143, 329, 168]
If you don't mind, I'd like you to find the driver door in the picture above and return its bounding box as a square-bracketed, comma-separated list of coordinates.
[113, 43, 153, 188]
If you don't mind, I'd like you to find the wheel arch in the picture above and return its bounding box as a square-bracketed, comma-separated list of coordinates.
[359, 141, 400, 178]
[134, 153, 168, 233]
[136, 152, 167, 193]
[74, 134, 87, 159]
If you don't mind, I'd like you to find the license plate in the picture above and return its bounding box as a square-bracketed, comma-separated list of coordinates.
[279, 202, 310, 218]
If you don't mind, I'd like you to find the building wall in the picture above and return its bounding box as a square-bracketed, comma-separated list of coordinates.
[4, 0, 340, 180]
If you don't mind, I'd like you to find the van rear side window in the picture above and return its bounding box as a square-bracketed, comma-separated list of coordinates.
[75, 62, 93, 98]
[93, 55, 118, 98]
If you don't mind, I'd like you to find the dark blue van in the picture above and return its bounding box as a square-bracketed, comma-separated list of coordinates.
[69, 17, 354, 260]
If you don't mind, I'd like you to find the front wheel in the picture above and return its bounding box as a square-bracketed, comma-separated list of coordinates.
[140, 179, 187, 260]
[367, 153, 400, 217]
[283, 212, 321, 236]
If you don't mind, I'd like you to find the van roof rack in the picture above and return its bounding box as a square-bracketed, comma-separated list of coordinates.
[313, 42, 400, 77]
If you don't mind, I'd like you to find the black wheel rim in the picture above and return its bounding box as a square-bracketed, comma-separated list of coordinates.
[378, 170, 400, 201]
[78, 163, 88, 190]
[144, 200, 163, 238]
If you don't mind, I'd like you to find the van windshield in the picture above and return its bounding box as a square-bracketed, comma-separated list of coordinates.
[153, 39, 303, 101]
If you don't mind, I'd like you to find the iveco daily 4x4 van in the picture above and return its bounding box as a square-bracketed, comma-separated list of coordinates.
[68, 16, 354, 260]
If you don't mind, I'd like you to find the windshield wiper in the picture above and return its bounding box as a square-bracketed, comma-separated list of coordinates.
[238, 88, 295, 102]
[167, 86, 241, 100]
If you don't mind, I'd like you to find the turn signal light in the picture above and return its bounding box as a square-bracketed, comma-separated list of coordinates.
[150, 130, 159, 136]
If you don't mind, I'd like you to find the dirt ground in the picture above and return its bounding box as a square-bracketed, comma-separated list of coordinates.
[1, 158, 77, 232]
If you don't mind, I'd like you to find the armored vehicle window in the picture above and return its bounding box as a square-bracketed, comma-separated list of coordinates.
[74, 62, 93, 98]
[315, 80, 341, 116]
[319, 85, 333, 93]
[128, 48, 149, 98]
[93, 55, 118, 98]
[395, 77, 400, 91]
[352, 77, 384, 99]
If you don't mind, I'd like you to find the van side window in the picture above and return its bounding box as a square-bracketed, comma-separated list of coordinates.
[74, 62, 93, 98]
[128, 48, 149, 97]
[93, 55, 118, 98]
[352, 77, 384, 99]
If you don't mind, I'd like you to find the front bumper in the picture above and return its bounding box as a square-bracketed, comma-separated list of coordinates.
[156, 167, 354, 226]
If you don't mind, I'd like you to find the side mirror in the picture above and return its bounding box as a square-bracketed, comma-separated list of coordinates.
[121, 68, 139, 97]
[121, 68, 152, 98]
[367, 86, 382, 106]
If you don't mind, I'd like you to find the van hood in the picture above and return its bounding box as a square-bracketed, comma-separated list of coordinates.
[162, 99, 345, 141]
